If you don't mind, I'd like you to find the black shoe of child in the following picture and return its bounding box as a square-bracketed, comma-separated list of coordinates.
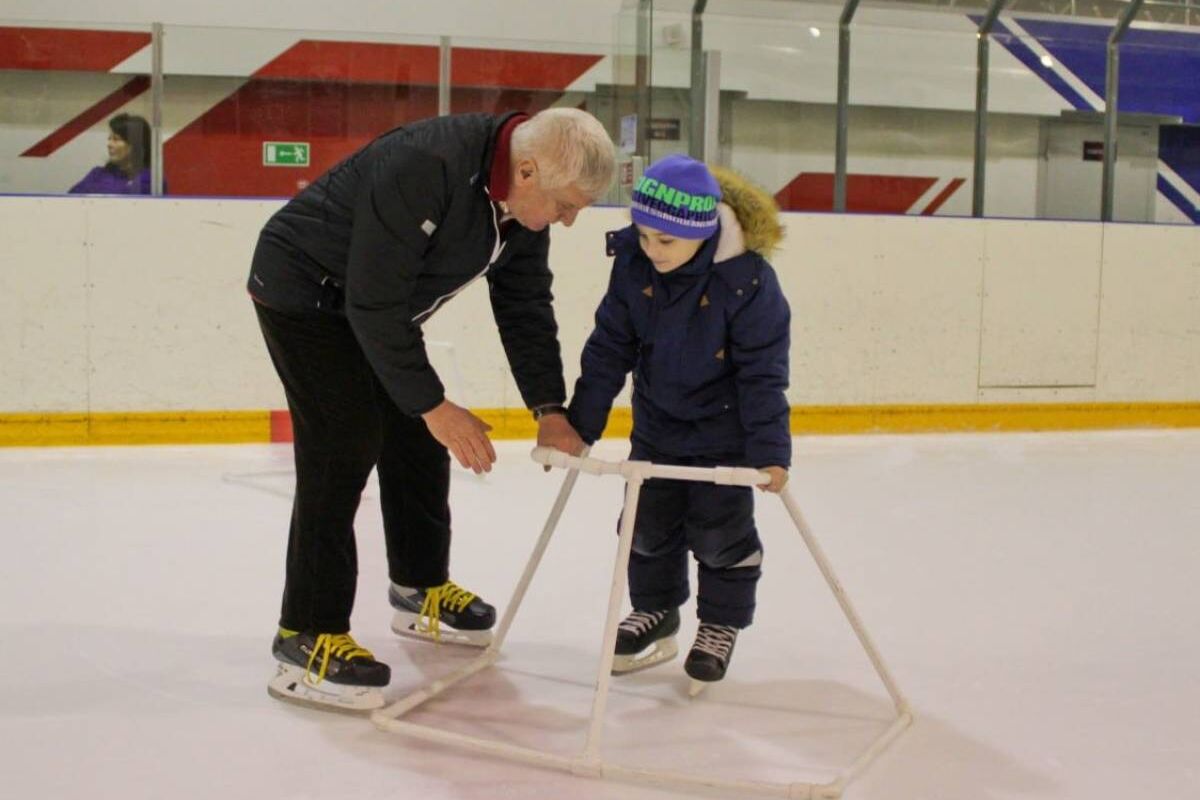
[612, 607, 680, 674]
[684, 623, 739, 683]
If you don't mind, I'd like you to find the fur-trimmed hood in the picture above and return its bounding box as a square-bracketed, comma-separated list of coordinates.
[710, 166, 784, 259]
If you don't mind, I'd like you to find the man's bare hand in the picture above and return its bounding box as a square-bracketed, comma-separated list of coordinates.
[422, 400, 496, 474]
[536, 413, 585, 470]
[758, 466, 788, 493]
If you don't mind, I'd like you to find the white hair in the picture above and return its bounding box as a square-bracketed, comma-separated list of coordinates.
[510, 108, 616, 200]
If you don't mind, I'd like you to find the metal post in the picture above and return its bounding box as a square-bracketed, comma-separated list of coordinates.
[702, 50, 720, 164]
[1102, 0, 1144, 222]
[150, 23, 164, 197]
[689, 0, 709, 159]
[635, 0, 652, 157]
[438, 36, 451, 117]
[834, 0, 861, 213]
[972, 1, 1008, 218]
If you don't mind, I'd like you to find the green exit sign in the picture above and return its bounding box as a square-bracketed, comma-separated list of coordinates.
[263, 142, 310, 167]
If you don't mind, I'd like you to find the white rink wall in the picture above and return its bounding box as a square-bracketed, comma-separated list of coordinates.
[1, 195, 1198, 414]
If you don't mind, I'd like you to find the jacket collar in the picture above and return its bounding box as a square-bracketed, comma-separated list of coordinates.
[480, 111, 529, 198]
[711, 203, 746, 264]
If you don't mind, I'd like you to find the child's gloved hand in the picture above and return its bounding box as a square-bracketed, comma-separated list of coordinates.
[758, 466, 788, 493]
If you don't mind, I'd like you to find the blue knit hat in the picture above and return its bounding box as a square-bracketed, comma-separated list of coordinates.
[630, 154, 721, 240]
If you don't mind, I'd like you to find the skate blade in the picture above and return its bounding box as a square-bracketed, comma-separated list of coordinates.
[391, 611, 492, 648]
[687, 678, 708, 698]
[267, 663, 384, 715]
[612, 637, 678, 675]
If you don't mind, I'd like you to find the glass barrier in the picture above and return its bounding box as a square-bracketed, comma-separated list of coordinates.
[637, 0, 1200, 225]
[986, 7, 1200, 223]
[633, 2, 929, 217]
[157, 26, 619, 199]
[897, 0, 1200, 27]
[1125, 30, 1200, 225]
[446, 34, 620, 202]
[843, 8, 984, 218]
[1, 7, 1196, 222]
[690, 6, 842, 216]
[159, 25, 445, 198]
[0, 21, 153, 196]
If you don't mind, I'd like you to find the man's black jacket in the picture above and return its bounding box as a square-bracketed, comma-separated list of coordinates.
[248, 112, 564, 416]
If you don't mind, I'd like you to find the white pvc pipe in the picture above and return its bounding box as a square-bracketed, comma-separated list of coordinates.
[374, 714, 588, 772]
[373, 715, 839, 798]
[372, 447, 912, 800]
[602, 761, 837, 799]
[779, 489, 910, 714]
[490, 447, 588, 650]
[841, 711, 914, 785]
[530, 446, 769, 487]
[583, 470, 645, 760]
[374, 449, 591, 726]
[372, 649, 497, 722]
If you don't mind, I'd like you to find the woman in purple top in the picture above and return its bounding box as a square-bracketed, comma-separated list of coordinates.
[68, 113, 155, 195]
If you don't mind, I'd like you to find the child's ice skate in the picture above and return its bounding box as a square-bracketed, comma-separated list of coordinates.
[612, 608, 680, 674]
[685, 623, 738, 697]
[267, 630, 390, 714]
[389, 580, 496, 647]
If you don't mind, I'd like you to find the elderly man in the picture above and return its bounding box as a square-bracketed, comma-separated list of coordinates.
[249, 108, 615, 712]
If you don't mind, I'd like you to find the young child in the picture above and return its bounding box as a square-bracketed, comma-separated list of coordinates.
[567, 154, 791, 685]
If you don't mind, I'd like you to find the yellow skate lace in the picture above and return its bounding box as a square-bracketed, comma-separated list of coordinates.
[304, 633, 374, 685]
[416, 580, 477, 642]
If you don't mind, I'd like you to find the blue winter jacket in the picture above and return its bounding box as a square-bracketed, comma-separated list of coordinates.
[568, 208, 791, 468]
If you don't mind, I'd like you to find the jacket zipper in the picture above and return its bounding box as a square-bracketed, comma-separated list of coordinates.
[411, 200, 507, 323]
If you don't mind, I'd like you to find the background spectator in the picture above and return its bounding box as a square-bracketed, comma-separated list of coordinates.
[68, 113, 154, 195]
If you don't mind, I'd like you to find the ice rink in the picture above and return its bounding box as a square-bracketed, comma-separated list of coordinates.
[2, 430, 1198, 800]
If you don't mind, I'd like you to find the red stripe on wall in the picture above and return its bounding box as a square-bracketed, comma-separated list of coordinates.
[269, 411, 294, 443]
[255, 41, 438, 84]
[163, 80, 566, 196]
[0, 27, 150, 71]
[921, 178, 966, 215]
[254, 41, 601, 90]
[449, 48, 602, 90]
[20, 76, 151, 157]
[775, 173, 938, 214]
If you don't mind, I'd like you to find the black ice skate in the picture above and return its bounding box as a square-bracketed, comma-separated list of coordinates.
[389, 580, 496, 647]
[612, 607, 680, 675]
[684, 623, 739, 696]
[267, 631, 390, 714]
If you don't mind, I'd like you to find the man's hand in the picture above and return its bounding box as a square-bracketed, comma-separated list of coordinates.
[536, 413, 585, 470]
[758, 466, 788, 493]
[422, 400, 496, 474]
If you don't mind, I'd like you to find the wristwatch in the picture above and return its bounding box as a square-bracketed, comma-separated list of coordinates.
[531, 403, 568, 421]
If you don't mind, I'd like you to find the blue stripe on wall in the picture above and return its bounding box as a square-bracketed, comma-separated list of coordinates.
[1159, 125, 1200, 222]
[1157, 175, 1200, 223]
[1014, 18, 1200, 124]
[977, 15, 1200, 222]
[976, 16, 1096, 111]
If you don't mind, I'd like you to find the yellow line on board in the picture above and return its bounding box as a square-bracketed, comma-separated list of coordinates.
[0, 411, 272, 447]
[789, 403, 1200, 434]
[1, 404, 1198, 447]
[475, 408, 635, 440]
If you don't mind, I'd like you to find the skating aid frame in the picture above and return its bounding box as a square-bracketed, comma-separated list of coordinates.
[372, 447, 913, 799]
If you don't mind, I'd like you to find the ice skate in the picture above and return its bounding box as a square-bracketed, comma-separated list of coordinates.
[612, 607, 680, 675]
[684, 623, 738, 696]
[389, 580, 496, 647]
[267, 630, 389, 714]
